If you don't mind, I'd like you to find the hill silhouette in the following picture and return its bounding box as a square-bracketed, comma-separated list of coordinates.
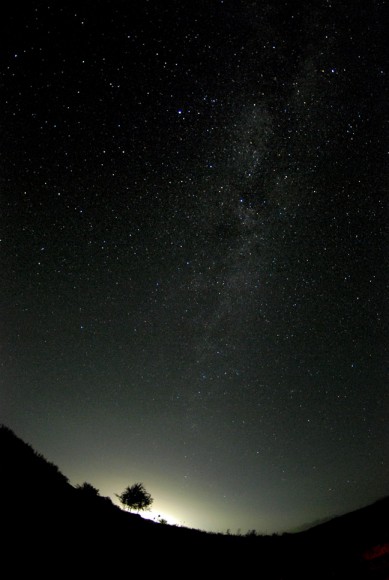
[1, 425, 388, 578]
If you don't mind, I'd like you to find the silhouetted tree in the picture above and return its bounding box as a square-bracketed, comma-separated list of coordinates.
[116, 483, 153, 512]
[75, 482, 100, 496]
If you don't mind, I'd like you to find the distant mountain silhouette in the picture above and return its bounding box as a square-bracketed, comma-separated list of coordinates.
[1, 425, 388, 578]
[287, 514, 336, 533]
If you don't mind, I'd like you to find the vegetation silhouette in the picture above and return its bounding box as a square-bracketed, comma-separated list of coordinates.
[1, 424, 388, 578]
[75, 482, 100, 496]
[116, 482, 153, 512]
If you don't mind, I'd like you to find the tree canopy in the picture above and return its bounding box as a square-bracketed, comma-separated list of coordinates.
[75, 482, 100, 496]
[116, 482, 153, 512]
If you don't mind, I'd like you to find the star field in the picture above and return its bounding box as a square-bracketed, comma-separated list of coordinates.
[1, 1, 388, 532]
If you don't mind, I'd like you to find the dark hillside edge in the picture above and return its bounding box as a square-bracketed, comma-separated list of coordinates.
[1, 425, 387, 578]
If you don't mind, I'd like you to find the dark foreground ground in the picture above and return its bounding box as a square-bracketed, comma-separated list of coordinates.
[1, 425, 388, 578]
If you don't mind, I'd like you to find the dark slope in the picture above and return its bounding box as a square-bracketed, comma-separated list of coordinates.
[1, 425, 388, 578]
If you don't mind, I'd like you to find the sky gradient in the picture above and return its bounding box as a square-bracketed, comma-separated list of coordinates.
[1, 0, 388, 533]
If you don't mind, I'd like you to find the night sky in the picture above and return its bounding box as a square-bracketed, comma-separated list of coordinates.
[1, 1, 388, 534]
